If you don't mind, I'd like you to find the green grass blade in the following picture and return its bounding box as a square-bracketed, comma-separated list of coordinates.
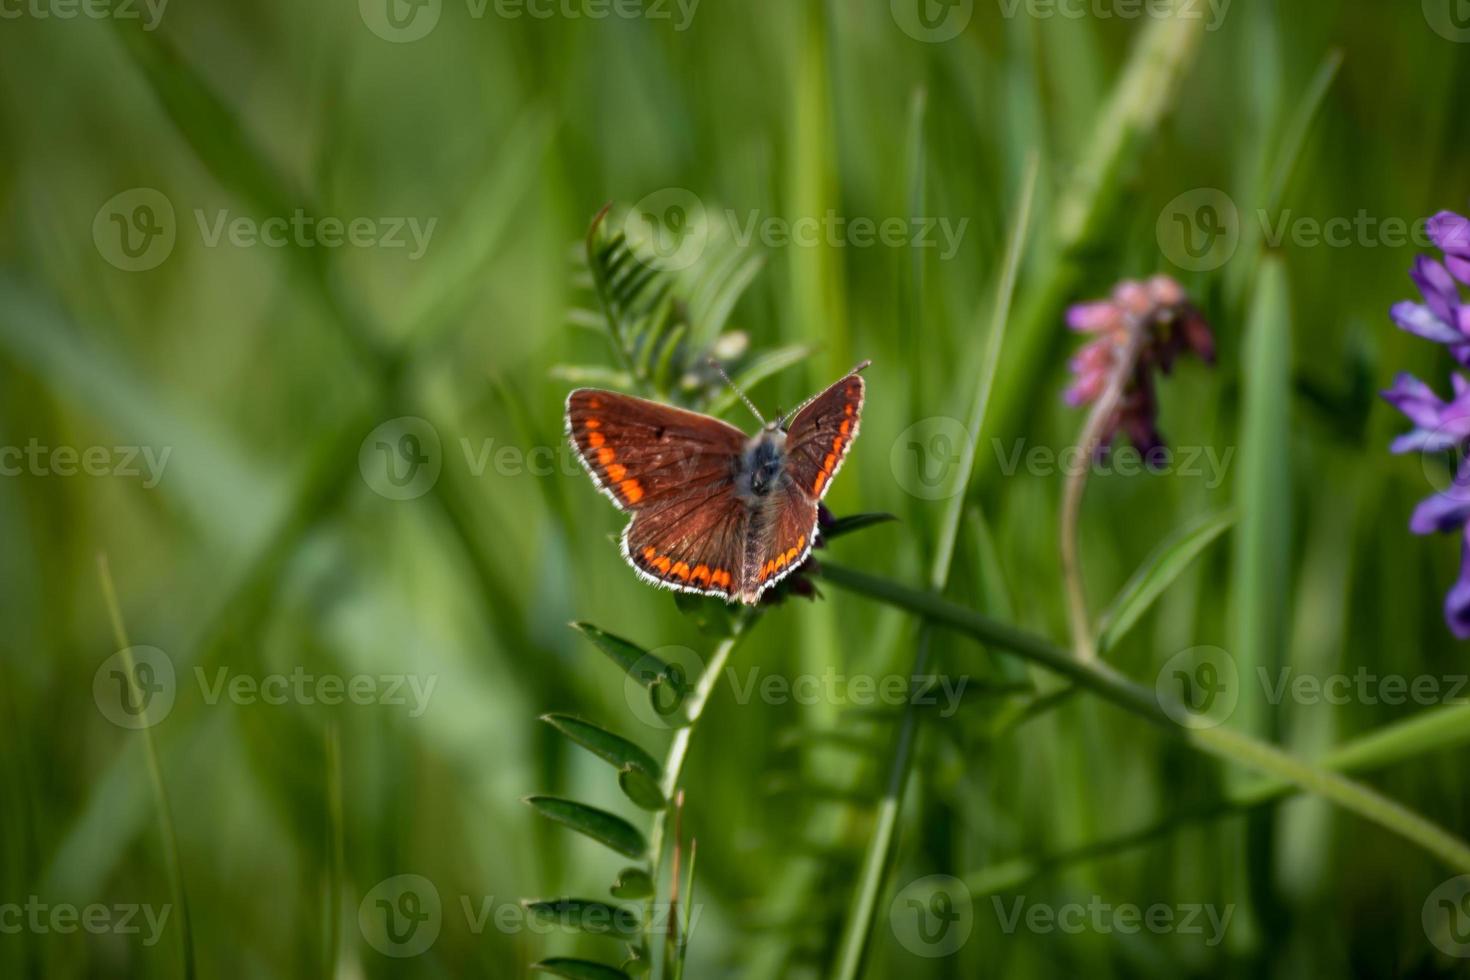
[1232, 257, 1293, 754]
[829, 155, 1039, 980]
[1097, 510, 1238, 654]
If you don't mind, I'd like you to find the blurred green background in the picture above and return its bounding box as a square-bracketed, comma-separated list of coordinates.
[4, 0, 1470, 976]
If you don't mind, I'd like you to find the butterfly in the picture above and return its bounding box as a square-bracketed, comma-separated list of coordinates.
[565, 361, 869, 605]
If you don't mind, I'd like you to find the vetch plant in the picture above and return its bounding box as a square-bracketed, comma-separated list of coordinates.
[523, 206, 894, 979]
[1384, 209, 1470, 637]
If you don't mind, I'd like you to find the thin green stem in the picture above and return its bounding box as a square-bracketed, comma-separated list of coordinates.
[830, 155, 1039, 980]
[821, 562, 1470, 873]
[1059, 319, 1148, 663]
[645, 628, 746, 974]
[97, 554, 196, 980]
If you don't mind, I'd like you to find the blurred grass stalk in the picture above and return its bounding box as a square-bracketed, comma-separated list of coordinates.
[821, 563, 1470, 874]
[830, 152, 1039, 980]
[96, 555, 195, 980]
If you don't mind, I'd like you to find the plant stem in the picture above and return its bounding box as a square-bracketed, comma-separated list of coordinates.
[1059, 319, 1147, 663]
[820, 562, 1470, 873]
[645, 628, 745, 973]
[96, 554, 197, 980]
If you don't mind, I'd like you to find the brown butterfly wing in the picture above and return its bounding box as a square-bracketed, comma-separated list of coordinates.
[783, 367, 866, 501]
[566, 389, 749, 599]
[739, 479, 818, 603]
[738, 365, 867, 602]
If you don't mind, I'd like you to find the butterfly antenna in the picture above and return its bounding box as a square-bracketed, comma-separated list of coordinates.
[708, 358, 766, 425]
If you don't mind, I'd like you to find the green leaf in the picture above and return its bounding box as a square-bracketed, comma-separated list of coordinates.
[541, 715, 662, 779]
[524, 797, 648, 859]
[617, 766, 667, 812]
[818, 512, 897, 543]
[705, 345, 817, 418]
[531, 957, 632, 980]
[1096, 510, 1238, 654]
[571, 623, 668, 689]
[523, 899, 642, 937]
[610, 867, 654, 900]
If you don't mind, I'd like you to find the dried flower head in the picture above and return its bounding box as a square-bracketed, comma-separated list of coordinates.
[1064, 275, 1215, 461]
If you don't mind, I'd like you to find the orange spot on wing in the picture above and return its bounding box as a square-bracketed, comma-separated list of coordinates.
[712, 569, 730, 588]
[643, 546, 657, 561]
[589, 398, 603, 409]
[606, 463, 626, 482]
[823, 453, 837, 472]
[597, 447, 615, 466]
[585, 418, 601, 428]
[672, 562, 690, 580]
[844, 403, 854, 416]
[814, 471, 828, 495]
[654, 556, 672, 574]
[832, 436, 844, 453]
[839, 419, 851, 436]
[797, 534, 805, 550]
[691, 565, 710, 586]
[620, 479, 644, 503]
[588, 432, 606, 448]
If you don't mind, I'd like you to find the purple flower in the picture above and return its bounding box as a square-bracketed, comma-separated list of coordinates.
[1391, 211, 1470, 362]
[1384, 210, 1470, 638]
[1064, 275, 1215, 460]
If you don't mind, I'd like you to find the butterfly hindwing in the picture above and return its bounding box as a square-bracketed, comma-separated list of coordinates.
[566, 389, 748, 599]
[741, 478, 819, 602]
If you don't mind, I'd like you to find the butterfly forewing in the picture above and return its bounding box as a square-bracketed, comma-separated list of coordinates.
[566, 389, 748, 599]
[783, 369, 866, 502]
